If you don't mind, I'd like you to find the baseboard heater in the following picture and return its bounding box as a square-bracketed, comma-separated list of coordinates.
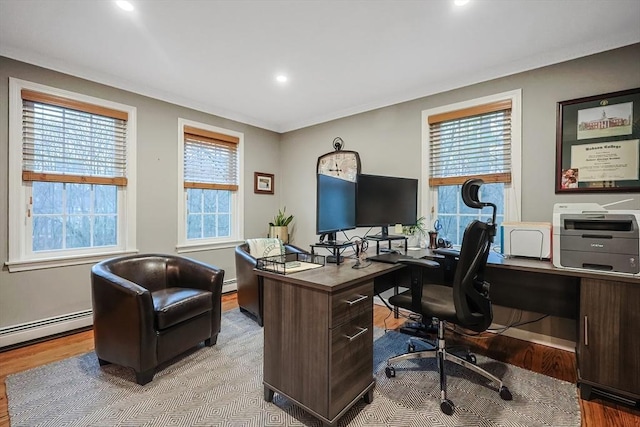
[0, 309, 93, 349]
[0, 279, 239, 349]
[222, 278, 237, 293]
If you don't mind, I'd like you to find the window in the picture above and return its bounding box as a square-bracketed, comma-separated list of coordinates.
[422, 90, 521, 247]
[177, 119, 243, 251]
[7, 78, 137, 272]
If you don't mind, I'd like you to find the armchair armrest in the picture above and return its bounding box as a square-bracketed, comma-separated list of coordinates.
[91, 263, 157, 370]
[168, 256, 225, 294]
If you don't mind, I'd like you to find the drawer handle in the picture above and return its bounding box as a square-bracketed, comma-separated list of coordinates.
[345, 294, 368, 306]
[344, 327, 368, 342]
[584, 315, 588, 347]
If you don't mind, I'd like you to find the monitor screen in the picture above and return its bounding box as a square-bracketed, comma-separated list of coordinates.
[316, 174, 357, 237]
[356, 174, 418, 234]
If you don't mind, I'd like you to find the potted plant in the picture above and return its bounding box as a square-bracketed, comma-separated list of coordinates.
[403, 216, 428, 248]
[269, 207, 294, 243]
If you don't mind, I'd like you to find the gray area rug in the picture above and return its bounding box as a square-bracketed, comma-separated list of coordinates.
[7, 309, 580, 426]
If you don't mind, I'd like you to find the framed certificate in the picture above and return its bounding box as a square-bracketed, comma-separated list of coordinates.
[556, 88, 640, 193]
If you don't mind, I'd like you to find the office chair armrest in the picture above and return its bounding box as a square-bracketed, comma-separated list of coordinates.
[433, 248, 460, 258]
[397, 258, 440, 269]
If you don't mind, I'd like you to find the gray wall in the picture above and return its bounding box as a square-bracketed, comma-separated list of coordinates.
[1, 44, 639, 346]
[279, 43, 640, 345]
[0, 57, 283, 331]
[281, 44, 640, 249]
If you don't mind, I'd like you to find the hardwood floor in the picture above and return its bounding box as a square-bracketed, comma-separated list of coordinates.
[1, 292, 638, 427]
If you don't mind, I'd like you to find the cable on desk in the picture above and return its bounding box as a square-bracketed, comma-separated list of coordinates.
[491, 246, 506, 258]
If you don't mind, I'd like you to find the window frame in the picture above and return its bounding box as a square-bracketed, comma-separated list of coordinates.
[176, 118, 244, 252]
[6, 78, 137, 272]
[421, 89, 522, 246]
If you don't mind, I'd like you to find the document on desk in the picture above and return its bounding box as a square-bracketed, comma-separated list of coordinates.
[261, 261, 324, 274]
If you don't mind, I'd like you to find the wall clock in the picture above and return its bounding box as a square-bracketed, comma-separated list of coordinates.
[316, 137, 361, 182]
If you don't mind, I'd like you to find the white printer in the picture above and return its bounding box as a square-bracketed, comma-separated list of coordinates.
[553, 203, 640, 276]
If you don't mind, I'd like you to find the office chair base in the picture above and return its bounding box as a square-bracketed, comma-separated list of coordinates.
[440, 399, 454, 415]
[406, 338, 477, 364]
[386, 321, 512, 415]
[399, 320, 438, 339]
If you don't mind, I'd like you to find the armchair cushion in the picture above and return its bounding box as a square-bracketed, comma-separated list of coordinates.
[152, 288, 212, 330]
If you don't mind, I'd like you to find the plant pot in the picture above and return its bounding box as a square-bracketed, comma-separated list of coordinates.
[269, 225, 289, 243]
[406, 234, 419, 248]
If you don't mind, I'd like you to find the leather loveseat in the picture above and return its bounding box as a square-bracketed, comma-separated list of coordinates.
[235, 240, 306, 326]
[91, 254, 224, 385]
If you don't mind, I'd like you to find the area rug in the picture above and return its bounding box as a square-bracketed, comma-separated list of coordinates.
[7, 309, 580, 426]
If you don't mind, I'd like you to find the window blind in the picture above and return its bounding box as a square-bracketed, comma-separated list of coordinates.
[21, 89, 128, 186]
[429, 100, 512, 186]
[183, 126, 239, 191]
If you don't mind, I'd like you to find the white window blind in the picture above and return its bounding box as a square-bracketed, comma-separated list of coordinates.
[21, 89, 128, 186]
[429, 100, 512, 186]
[184, 126, 239, 191]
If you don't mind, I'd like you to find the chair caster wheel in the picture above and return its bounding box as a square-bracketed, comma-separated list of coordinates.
[408, 343, 416, 353]
[499, 386, 512, 400]
[440, 399, 454, 415]
[465, 353, 477, 364]
[385, 366, 396, 378]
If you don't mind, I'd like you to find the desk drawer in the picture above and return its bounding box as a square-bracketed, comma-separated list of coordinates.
[331, 282, 373, 327]
[329, 309, 373, 419]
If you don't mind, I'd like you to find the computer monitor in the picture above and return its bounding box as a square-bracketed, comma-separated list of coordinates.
[356, 174, 418, 237]
[316, 174, 357, 242]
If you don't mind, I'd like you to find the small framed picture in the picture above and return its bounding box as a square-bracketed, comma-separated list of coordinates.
[254, 172, 274, 194]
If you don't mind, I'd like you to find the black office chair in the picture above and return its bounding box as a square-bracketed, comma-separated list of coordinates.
[385, 178, 512, 415]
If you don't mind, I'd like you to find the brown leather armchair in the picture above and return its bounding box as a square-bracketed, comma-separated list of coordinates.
[235, 242, 307, 326]
[91, 254, 224, 385]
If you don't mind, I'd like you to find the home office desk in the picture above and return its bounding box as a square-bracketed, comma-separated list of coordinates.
[256, 250, 639, 426]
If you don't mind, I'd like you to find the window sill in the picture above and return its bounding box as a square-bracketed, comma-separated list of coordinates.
[5, 249, 139, 273]
[176, 240, 243, 253]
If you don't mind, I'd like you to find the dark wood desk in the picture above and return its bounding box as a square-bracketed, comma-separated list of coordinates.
[257, 251, 639, 425]
[257, 261, 401, 427]
[485, 254, 639, 406]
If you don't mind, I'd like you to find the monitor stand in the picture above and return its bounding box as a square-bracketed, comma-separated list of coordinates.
[310, 237, 354, 266]
[326, 255, 344, 264]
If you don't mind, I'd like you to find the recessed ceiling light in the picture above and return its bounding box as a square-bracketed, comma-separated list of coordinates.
[454, 0, 470, 6]
[116, 1, 134, 11]
[276, 75, 288, 83]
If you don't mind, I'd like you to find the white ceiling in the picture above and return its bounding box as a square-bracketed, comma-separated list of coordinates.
[1, 0, 639, 133]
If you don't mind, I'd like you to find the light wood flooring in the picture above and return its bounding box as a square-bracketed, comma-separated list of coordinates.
[1, 292, 638, 427]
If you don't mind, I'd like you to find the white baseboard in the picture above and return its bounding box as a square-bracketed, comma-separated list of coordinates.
[0, 310, 93, 348]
